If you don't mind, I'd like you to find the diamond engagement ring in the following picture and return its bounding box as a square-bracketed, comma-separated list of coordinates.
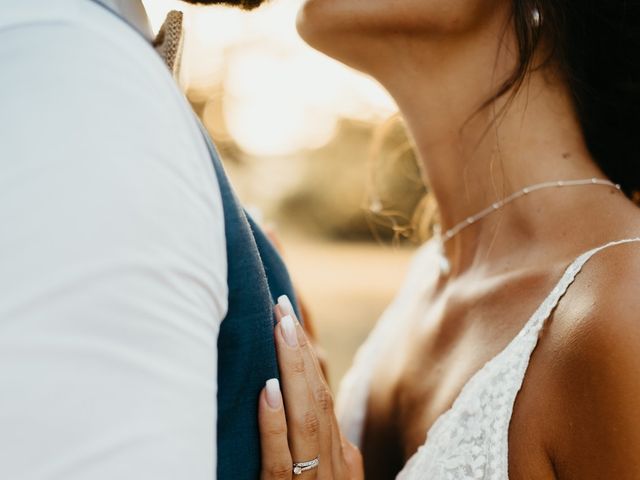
[293, 456, 320, 475]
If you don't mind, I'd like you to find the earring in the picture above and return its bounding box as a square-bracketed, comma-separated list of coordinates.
[532, 7, 542, 28]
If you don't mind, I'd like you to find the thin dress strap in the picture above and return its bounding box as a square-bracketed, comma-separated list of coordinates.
[519, 237, 640, 341]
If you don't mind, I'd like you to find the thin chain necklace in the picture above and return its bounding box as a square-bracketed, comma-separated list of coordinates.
[435, 177, 621, 276]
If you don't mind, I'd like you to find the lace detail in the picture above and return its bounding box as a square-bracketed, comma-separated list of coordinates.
[337, 238, 640, 479]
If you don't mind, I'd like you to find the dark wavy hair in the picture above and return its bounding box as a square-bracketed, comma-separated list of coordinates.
[503, 1, 640, 198]
[181, 0, 265, 9]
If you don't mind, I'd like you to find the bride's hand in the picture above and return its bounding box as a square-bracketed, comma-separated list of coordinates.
[258, 296, 364, 480]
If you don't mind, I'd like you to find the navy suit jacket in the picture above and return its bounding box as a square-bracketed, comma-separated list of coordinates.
[199, 125, 301, 479]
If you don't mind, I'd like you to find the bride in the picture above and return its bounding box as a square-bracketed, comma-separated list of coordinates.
[259, 0, 640, 479]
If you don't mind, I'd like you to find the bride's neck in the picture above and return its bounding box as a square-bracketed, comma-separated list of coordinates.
[373, 47, 605, 274]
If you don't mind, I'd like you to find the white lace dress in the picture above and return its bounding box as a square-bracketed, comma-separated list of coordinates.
[335, 237, 640, 479]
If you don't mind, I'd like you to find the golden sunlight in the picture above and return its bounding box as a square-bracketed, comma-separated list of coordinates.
[142, 0, 397, 156]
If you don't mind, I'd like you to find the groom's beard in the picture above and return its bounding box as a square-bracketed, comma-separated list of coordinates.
[179, 0, 267, 9]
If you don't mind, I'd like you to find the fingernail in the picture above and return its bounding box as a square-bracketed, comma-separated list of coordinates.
[278, 295, 295, 317]
[280, 315, 298, 347]
[265, 378, 282, 409]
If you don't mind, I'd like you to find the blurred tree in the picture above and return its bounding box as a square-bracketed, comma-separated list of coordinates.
[278, 118, 428, 242]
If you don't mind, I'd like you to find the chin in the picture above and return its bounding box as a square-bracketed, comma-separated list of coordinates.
[296, 0, 499, 74]
[296, 0, 349, 51]
[296, 0, 390, 73]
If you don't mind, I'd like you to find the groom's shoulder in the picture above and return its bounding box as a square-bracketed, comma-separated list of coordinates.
[0, 0, 189, 117]
[0, 0, 225, 232]
[0, 0, 211, 164]
[1, 1, 163, 86]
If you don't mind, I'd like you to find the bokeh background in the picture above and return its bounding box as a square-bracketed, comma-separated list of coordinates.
[143, 0, 431, 387]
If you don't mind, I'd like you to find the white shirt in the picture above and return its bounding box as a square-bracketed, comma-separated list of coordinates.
[0, 0, 227, 478]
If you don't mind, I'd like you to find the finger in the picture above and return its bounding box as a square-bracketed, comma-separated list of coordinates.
[277, 296, 325, 382]
[295, 322, 345, 477]
[277, 297, 337, 478]
[295, 321, 335, 471]
[296, 293, 316, 339]
[342, 441, 364, 480]
[275, 299, 324, 378]
[313, 345, 331, 385]
[274, 303, 284, 323]
[276, 315, 320, 478]
[259, 379, 293, 480]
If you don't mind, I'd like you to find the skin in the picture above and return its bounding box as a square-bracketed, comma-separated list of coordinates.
[260, 299, 363, 480]
[257, 0, 640, 479]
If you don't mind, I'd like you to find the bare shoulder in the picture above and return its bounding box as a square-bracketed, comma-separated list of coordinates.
[557, 237, 640, 349]
[546, 238, 640, 479]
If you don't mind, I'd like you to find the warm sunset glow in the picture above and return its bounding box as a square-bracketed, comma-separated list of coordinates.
[142, 0, 398, 156]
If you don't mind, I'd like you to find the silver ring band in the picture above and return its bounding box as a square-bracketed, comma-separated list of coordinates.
[293, 456, 319, 475]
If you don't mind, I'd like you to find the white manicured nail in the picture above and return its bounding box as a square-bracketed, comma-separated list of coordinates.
[278, 295, 295, 317]
[280, 315, 298, 347]
[265, 379, 282, 409]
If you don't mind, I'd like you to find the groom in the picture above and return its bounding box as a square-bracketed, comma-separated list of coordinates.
[0, 0, 300, 479]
